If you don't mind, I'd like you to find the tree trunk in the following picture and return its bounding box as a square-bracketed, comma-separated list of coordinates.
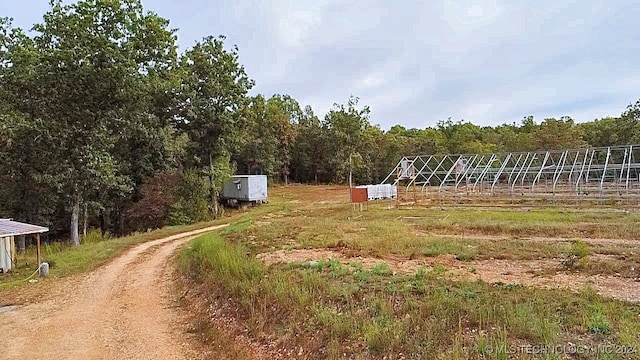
[16, 235, 26, 254]
[70, 199, 80, 246]
[208, 174, 220, 218]
[117, 207, 125, 236]
[212, 190, 220, 218]
[83, 203, 88, 237]
[315, 172, 318, 185]
[99, 209, 106, 236]
[209, 153, 220, 219]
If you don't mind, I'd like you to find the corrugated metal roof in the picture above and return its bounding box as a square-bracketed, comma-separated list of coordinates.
[0, 219, 49, 237]
[232, 175, 267, 178]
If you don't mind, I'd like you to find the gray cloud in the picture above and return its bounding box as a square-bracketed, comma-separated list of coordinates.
[2, 0, 638, 129]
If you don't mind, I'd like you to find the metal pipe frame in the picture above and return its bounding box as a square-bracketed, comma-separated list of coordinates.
[455, 155, 479, 189]
[382, 145, 640, 200]
[439, 155, 464, 192]
[491, 153, 512, 194]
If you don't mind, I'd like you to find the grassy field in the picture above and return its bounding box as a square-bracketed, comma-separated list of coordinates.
[179, 185, 640, 359]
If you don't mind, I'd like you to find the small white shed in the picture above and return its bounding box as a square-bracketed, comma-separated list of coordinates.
[221, 175, 268, 203]
[0, 219, 49, 272]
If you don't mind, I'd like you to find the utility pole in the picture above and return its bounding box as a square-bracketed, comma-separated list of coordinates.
[349, 153, 353, 203]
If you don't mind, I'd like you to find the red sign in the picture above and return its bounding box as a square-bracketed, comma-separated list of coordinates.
[351, 188, 368, 203]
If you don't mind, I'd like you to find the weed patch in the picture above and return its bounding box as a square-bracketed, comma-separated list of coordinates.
[562, 240, 591, 269]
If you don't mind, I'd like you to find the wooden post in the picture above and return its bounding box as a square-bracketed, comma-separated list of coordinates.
[10, 236, 15, 268]
[349, 155, 353, 203]
[83, 203, 88, 237]
[35, 233, 41, 267]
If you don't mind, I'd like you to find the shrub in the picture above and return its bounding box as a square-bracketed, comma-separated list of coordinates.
[561, 240, 591, 269]
[82, 229, 111, 244]
[126, 169, 211, 229]
[588, 314, 611, 334]
[587, 305, 612, 334]
[570, 240, 591, 258]
[168, 169, 211, 225]
[126, 171, 179, 231]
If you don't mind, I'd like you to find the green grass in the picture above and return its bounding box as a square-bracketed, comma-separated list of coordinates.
[0, 197, 287, 293]
[229, 196, 639, 265]
[170, 186, 640, 358]
[0, 219, 230, 291]
[179, 213, 640, 359]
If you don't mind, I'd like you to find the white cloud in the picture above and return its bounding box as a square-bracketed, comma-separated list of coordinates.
[441, 0, 505, 34]
[355, 72, 386, 91]
[270, 1, 328, 49]
[366, 87, 420, 111]
[353, 55, 413, 91]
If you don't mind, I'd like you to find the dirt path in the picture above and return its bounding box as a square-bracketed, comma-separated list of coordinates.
[0, 225, 227, 360]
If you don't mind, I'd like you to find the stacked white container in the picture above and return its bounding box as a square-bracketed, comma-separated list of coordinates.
[355, 184, 397, 201]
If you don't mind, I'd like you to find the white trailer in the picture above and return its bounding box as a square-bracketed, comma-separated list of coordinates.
[221, 175, 268, 207]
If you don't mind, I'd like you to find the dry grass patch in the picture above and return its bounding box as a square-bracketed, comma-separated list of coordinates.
[180, 232, 640, 359]
[179, 186, 640, 359]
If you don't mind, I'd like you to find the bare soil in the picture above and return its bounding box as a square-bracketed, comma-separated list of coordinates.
[257, 248, 640, 303]
[0, 225, 227, 360]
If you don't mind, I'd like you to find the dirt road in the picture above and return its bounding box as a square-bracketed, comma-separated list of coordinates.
[0, 225, 227, 360]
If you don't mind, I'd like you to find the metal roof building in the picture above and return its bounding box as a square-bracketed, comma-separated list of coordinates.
[0, 219, 48, 272]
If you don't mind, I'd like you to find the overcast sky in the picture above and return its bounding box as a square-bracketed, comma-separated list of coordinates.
[2, 1, 639, 129]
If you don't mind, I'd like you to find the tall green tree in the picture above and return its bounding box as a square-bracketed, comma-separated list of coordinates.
[291, 106, 327, 183]
[616, 100, 640, 144]
[236, 95, 274, 175]
[236, 94, 300, 184]
[532, 116, 585, 150]
[578, 101, 640, 148]
[0, 0, 178, 244]
[267, 95, 299, 184]
[177, 35, 254, 217]
[324, 96, 372, 183]
[0, 114, 60, 229]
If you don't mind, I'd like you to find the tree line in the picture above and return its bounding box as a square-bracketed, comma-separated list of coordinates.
[1, 0, 639, 243]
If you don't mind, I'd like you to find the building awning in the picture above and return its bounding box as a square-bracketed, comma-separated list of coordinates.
[0, 219, 49, 237]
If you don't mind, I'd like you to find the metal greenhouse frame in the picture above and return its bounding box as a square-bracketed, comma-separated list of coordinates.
[381, 145, 640, 202]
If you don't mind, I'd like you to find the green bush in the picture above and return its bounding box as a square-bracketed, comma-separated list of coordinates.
[588, 314, 611, 334]
[371, 262, 392, 276]
[587, 305, 612, 334]
[81, 229, 111, 244]
[570, 240, 591, 258]
[168, 169, 211, 225]
[562, 239, 591, 269]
